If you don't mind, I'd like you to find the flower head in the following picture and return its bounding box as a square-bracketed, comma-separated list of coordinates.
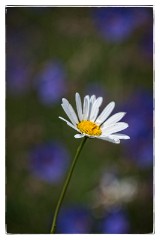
[92, 7, 151, 43]
[57, 205, 92, 233]
[6, 54, 31, 95]
[36, 61, 67, 105]
[29, 142, 69, 183]
[59, 93, 130, 144]
[101, 208, 129, 233]
[122, 90, 153, 167]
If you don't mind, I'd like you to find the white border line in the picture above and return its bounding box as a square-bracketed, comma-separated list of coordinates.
[4, 1, 155, 7]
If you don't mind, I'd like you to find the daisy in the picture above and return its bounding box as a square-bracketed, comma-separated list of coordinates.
[59, 93, 130, 144]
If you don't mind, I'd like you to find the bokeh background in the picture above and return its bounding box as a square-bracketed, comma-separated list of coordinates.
[6, 6, 153, 234]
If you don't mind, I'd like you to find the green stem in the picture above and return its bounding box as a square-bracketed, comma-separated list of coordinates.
[50, 136, 88, 234]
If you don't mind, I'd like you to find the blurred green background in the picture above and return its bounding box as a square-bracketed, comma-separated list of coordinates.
[6, 7, 153, 233]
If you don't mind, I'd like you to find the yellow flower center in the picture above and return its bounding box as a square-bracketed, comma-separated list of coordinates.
[77, 120, 102, 136]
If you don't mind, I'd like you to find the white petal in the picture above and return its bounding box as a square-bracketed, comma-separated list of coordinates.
[75, 93, 83, 121]
[59, 116, 79, 132]
[62, 98, 79, 125]
[109, 133, 130, 140]
[101, 122, 129, 136]
[102, 112, 126, 127]
[95, 101, 115, 125]
[89, 97, 103, 122]
[87, 95, 95, 120]
[61, 103, 76, 126]
[74, 134, 85, 138]
[97, 135, 120, 144]
[83, 95, 90, 120]
[62, 99, 78, 124]
[90, 95, 96, 105]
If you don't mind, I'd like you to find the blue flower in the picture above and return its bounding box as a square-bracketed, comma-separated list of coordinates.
[92, 7, 151, 42]
[101, 208, 129, 233]
[6, 54, 31, 95]
[57, 205, 92, 233]
[36, 61, 67, 105]
[122, 90, 153, 168]
[6, 28, 33, 96]
[29, 142, 69, 183]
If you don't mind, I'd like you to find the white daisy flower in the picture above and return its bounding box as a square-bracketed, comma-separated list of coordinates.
[59, 93, 130, 144]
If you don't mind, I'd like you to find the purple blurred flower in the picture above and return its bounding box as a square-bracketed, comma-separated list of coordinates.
[6, 28, 33, 95]
[92, 7, 151, 42]
[101, 208, 129, 233]
[6, 54, 31, 95]
[122, 90, 153, 168]
[36, 61, 67, 105]
[29, 142, 69, 183]
[57, 206, 92, 233]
